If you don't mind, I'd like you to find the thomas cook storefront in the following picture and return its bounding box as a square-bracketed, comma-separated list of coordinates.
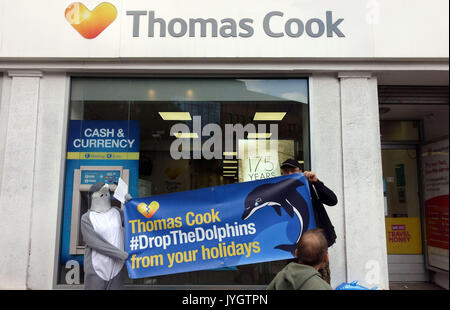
[0, 0, 448, 289]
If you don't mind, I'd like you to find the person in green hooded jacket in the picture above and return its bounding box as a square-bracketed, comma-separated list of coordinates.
[267, 228, 332, 290]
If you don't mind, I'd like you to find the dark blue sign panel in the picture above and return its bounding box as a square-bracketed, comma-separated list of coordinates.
[124, 174, 315, 278]
[61, 120, 140, 264]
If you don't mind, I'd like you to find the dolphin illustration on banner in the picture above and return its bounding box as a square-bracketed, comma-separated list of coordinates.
[124, 173, 315, 279]
[241, 178, 310, 256]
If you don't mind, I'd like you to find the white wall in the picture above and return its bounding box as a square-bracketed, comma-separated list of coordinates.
[0, 71, 42, 289]
[310, 74, 347, 288]
[27, 73, 69, 289]
[0, 0, 448, 59]
[0, 72, 68, 289]
[0, 73, 3, 188]
[311, 73, 389, 289]
[0, 74, 11, 197]
[340, 73, 389, 289]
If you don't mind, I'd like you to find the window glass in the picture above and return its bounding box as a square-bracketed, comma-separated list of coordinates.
[59, 78, 310, 286]
[380, 120, 420, 142]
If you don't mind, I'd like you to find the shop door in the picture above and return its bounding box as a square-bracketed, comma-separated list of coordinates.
[382, 147, 428, 282]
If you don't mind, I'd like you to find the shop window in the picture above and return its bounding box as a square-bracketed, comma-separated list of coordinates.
[380, 120, 421, 142]
[380, 120, 424, 255]
[59, 78, 310, 286]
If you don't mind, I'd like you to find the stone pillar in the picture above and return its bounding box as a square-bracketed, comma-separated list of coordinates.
[27, 73, 68, 289]
[311, 73, 389, 289]
[0, 71, 42, 289]
[0, 72, 69, 289]
[310, 74, 346, 288]
[338, 72, 389, 289]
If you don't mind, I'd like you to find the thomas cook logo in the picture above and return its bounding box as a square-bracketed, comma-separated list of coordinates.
[137, 201, 159, 219]
[65, 2, 117, 39]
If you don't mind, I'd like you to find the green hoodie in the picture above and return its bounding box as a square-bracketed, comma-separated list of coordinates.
[267, 262, 332, 290]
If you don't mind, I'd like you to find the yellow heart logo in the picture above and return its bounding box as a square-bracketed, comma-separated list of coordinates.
[137, 201, 159, 219]
[65, 2, 117, 39]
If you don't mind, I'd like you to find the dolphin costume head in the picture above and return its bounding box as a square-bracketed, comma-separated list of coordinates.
[242, 177, 310, 256]
[88, 182, 113, 213]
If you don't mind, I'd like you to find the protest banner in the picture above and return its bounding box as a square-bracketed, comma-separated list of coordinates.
[124, 173, 316, 278]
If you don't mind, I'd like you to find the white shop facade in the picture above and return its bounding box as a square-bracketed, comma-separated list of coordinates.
[0, 0, 448, 289]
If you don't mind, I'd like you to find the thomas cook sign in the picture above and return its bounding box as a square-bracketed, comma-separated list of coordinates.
[126, 10, 345, 39]
[64, 2, 344, 40]
[1, 0, 447, 59]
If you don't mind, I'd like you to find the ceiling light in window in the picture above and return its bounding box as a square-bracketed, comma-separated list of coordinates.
[159, 112, 192, 121]
[223, 151, 237, 156]
[223, 160, 238, 164]
[247, 133, 272, 139]
[173, 132, 199, 138]
[253, 112, 286, 121]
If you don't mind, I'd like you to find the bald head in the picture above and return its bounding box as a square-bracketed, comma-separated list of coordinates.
[296, 228, 328, 268]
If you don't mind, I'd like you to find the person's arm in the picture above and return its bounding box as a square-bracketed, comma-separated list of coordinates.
[311, 180, 338, 206]
[81, 213, 128, 261]
[303, 171, 338, 206]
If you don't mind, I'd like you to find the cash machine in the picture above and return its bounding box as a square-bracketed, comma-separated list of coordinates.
[69, 166, 129, 255]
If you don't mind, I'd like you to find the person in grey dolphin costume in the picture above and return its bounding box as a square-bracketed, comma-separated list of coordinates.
[80, 182, 131, 290]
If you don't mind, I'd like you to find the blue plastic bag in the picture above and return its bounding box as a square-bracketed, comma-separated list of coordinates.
[335, 281, 377, 290]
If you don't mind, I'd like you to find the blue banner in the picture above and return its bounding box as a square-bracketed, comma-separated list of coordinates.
[124, 173, 315, 279]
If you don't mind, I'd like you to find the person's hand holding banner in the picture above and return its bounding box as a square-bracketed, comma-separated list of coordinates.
[123, 173, 316, 279]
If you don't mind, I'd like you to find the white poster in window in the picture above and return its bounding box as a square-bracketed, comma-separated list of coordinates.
[238, 139, 295, 182]
[421, 138, 449, 271]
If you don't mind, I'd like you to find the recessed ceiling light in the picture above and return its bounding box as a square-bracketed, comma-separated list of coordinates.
[247, 133, 272, 139]
[253, 112, 286, 121]
[159, 112, 192, 121]
[223, 151, 237, 156]
[173, 132, 198, 138]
